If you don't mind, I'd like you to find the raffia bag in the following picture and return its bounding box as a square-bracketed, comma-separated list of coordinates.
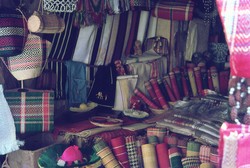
[27, 11, 65, 34]
[0, 7, 27, 57]
[2, 34, 52, 81]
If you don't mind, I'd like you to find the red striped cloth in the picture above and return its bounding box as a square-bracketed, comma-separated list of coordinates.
[111, 136, 130, 168]
[152, 0, 194, 21]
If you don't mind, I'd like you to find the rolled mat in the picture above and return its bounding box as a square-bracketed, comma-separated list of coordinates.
[199, 145, 211, 163]
[93, 140, 108, 153]
[150, 78, 169, 109]
[210, 147, 219, 167]
[141, 144, 158, 168]
[156, 143, 170, 168]
[163, 76, 177, 102]
[194, 67, 203, 96]
[110, 136, 130, 168]
[134, 88, 160, 109]
[168, 147, 183, 168]
[169, 72, 181, 100]
[125, 136, 139, 168]
[136, 136, 147, 168]
[165, 136, 178, 148]
[147, 136, 159, 145]
[200, 162, 215, 168]
[188, 68, 198, 97]
[210, 66, 220, 93]
[186, 141, 200, 157]
[144, 81, 161, 107]
[96, 146, 121, 168]
[181, 156, 201, 168]
[178, 139, 188, 157]
[147, 127, 167, 143]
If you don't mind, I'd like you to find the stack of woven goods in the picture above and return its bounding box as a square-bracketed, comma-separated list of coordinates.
[93, 128, 219, 168]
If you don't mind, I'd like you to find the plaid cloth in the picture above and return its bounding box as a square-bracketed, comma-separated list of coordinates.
[125, 136, 140, 168]
[152, 0, 194, 21]
[4, 89, 54, 133]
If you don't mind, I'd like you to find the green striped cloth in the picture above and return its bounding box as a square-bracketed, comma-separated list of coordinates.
[4, 89, 54, 133]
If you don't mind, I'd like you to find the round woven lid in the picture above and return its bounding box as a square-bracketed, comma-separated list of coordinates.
[27, 14, 41, 32]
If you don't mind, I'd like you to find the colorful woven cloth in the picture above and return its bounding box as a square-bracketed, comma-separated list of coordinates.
[152, 0, 194, 21]
[4, 89, 54, 133]
[216, 0, 250, 78]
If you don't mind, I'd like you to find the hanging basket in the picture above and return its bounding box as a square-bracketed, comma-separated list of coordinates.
[43, 0, 78, 13]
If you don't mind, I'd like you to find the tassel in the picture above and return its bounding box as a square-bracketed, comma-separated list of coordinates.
[243, 87, 250, 106]
[230, 102, 240, 122]
[244, 107, 250, 125]
[228, 88, 236, 106]
[228, 76, 238, 89]
[235, 83, 242, 102]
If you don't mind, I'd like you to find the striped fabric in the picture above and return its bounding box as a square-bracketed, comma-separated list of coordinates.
[46, 12, 79, 99]
[152, 0, 194, 21]
[4, 89, 54, 133]
[216, 0, 250, 78]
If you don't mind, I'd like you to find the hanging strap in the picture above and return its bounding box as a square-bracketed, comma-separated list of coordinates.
[1, 155, 11, 168]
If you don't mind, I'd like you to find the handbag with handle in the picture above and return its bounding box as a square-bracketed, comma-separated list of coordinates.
[0, 7, 28, 57]
[2, 33, 52, 81]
